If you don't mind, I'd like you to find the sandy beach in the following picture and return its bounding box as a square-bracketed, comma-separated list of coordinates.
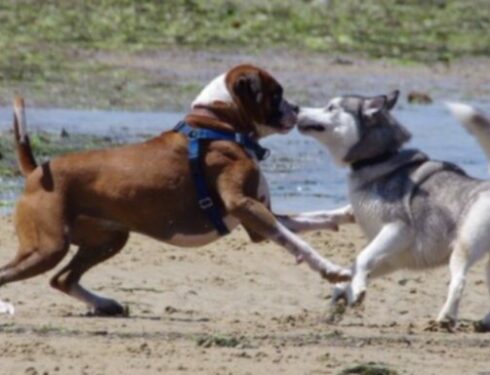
[0, 215, 489, 375]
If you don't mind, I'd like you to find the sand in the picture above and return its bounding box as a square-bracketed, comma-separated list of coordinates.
[0, 215, 489, 375]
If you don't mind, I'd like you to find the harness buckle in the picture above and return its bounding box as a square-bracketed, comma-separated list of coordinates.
[235, 133, 245, 143]
[198, 197, 214, 209]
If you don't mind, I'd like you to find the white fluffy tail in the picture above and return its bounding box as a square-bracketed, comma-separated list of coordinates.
[445, 102, 490, 132]
[446, 102, 490, 167]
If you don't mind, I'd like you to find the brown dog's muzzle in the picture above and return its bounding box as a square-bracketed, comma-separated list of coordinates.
[276, 100, 299, 133]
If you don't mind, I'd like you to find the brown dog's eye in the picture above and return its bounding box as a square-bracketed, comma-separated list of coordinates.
[272, 93, 282, 107]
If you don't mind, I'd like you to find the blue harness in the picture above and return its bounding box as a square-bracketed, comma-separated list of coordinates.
[173, 121, 269, 235]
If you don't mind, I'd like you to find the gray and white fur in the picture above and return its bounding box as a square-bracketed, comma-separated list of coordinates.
[297, 91, 490, 329]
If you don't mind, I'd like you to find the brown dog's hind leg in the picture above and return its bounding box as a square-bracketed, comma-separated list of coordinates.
[50, 217, 129, 316]
[0, 198, 70, 314]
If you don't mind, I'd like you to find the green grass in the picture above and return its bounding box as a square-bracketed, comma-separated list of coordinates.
[1, 0, 489, 67]
[0, 131, 120, 177]
[0, 0, 489, 108]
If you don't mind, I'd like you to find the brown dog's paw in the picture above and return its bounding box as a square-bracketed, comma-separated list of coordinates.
[87, 301, 130, 317]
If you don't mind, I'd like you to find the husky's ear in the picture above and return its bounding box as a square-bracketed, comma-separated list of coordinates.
[362, 90, 399, 117]
[386, 90, 400, 110]
[362, 95, 387, 117]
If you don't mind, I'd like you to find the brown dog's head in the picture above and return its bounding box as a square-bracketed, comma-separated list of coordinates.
[191, 64, 298, 138]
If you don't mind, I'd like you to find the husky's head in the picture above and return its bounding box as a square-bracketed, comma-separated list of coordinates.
[297, 91, 411, 166]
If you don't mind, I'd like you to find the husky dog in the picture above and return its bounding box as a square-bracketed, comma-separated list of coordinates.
[297, 91, 490, 329]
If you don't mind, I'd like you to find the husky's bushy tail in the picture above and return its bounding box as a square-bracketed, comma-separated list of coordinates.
[446, 102, 490, 167]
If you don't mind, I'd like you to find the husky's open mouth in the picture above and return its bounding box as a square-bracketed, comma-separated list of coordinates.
[298, 123, 325, 133]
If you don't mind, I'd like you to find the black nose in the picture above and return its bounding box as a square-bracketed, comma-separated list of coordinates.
[290, 103, 300, 114]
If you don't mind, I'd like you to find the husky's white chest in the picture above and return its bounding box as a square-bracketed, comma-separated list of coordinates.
[354, 204, 385, 240]
[349, 188, 388, 240]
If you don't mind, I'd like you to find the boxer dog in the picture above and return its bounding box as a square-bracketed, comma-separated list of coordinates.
[0, 65, 351, 316]
[297, 91, 490, 330]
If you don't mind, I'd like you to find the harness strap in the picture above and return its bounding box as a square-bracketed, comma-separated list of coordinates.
[174, 121, 269, 160]
[173, 121, 269, 235]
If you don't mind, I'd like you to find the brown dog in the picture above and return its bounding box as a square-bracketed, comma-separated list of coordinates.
[0, 65, 351, 316]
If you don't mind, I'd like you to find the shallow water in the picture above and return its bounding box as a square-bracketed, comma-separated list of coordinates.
[0, 102, 487, 214]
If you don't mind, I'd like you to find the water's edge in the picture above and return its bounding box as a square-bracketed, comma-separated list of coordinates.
[0, 102, 487, 214]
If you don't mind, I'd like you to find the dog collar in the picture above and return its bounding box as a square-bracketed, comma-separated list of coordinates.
[350, 151, 398, 171]
[173, 121, 270, 236]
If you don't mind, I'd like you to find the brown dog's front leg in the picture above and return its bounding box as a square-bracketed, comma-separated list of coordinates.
[225, 196, 351, 283]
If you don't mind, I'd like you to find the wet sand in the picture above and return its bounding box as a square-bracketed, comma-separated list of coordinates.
[0, 216, 489, 374]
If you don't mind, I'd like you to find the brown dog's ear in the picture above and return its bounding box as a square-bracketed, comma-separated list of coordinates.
[234, 72, 263, 105]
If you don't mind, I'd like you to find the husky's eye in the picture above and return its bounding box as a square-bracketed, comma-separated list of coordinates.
[326, 104, 336, 112]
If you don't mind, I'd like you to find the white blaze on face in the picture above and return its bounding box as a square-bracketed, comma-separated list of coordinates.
[191, 74, 233, 108]
[298, 98, 360, 166]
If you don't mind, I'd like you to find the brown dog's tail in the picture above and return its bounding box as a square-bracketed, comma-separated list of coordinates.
[13, 96, 37, 176]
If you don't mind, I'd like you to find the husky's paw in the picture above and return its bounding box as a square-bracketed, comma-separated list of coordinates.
[350, 289, 367, 307]
[327, 283, 366, 322]
[331, 283, 349, 303]
[473, 320, 490, 333]
[327, 284, 349, 323]
[326, 296, 347, 324]
[0, 299, 15, 315]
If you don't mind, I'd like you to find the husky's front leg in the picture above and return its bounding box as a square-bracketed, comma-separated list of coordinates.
[339, 222, 413, 305]
[276, 204, 355, 233]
